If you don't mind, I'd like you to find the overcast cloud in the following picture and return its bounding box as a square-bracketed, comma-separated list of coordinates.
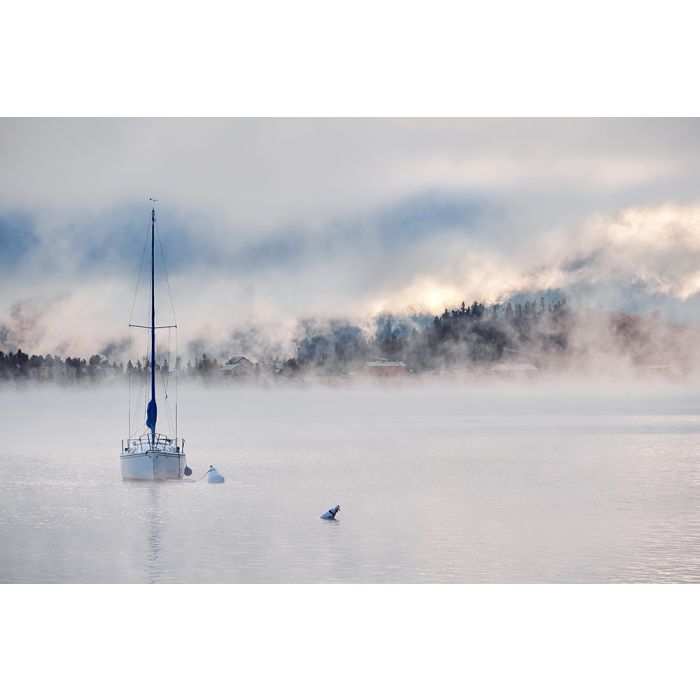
[1, 118, 700, 358]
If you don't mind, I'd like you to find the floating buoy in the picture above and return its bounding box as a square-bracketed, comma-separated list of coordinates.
[184, 466, 192, 477]
[208, 465, 225, 484]
[320, 505, 340, 520]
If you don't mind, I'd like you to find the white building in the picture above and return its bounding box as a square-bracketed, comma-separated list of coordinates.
[219, 356, 255, 377]
[491, 362, 538, 375]
[365, 358, 407, 377]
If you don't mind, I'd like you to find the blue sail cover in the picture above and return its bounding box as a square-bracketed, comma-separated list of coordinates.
[146, 398, 157, 432]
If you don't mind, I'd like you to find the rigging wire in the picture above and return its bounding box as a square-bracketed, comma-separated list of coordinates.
[126, 211, 181, 443]
[129, 221, 152, 326]
[155, 217, 178, 441]
[155, 219, 177, 326]
[162, 326, 174, 437]
[127, 220, 151, 441]
[128, 326, 131, 439]
[130, 364, 144, 439]
[130, 337, 149, 439]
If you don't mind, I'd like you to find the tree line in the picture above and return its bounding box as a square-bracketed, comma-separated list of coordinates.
[0, 298, 572, 381]
[296, 298, 570, 370]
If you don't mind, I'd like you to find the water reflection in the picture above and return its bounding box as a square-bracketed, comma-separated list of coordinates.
[144, 483, 162, 584]
[123, 481, 164, 584]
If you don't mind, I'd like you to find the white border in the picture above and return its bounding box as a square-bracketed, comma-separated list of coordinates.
[3, 584, 699, 698]
[2, 2, 700, 697]
[1, 1, 699, 115]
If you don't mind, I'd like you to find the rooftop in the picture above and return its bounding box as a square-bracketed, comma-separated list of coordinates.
[366, 358, 407, 368]
[491, 363, 538, 372]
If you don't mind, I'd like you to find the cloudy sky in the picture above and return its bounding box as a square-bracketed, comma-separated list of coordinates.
[1, 118, 700, 358]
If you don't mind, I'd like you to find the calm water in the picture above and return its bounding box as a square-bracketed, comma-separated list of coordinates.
[2, 381, 700, 583]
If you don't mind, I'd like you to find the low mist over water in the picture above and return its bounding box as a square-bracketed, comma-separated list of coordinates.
[2, 381, 700, 583]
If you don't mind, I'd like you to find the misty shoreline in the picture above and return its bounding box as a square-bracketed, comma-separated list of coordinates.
[3, 300, 699, 388]
[1, 369, 698, 396]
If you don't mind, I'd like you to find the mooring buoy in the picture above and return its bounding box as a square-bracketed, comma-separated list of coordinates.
[208, 465, 225, 484]
[320, 505, 340, 520]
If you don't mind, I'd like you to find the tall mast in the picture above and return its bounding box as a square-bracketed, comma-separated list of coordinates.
[150, 206, 156, 441]
[145, 203, 158, 444]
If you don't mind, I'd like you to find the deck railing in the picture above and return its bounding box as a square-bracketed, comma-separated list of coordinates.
[122, 434, 185, 454]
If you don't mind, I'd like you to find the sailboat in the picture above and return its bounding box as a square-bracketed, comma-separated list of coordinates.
[120, 203, 188, 480]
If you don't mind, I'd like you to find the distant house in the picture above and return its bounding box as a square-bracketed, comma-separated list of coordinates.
[219, 356, 255, 377]
[365, 358, 407, 377]
[491, 362, 538, 375]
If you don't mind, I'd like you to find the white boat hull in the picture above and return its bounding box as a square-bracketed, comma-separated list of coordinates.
[120, 451, 187, 480]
